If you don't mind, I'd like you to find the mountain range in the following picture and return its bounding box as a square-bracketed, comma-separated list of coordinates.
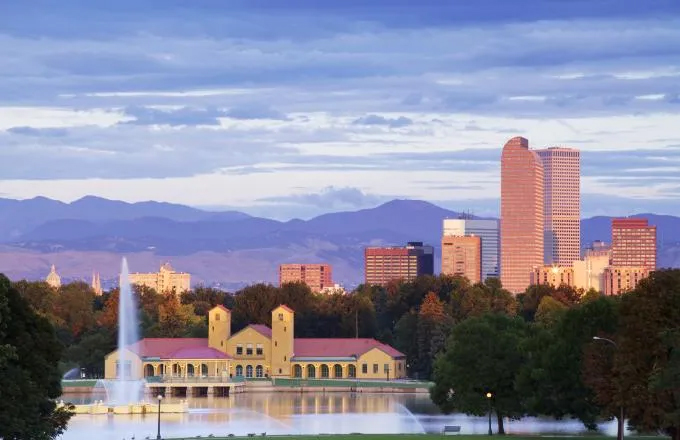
[1, 196, 678, 289]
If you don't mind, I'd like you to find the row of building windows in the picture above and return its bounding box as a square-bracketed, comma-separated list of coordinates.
[235, 364, 264, 378]
[236, 343, 264, 356]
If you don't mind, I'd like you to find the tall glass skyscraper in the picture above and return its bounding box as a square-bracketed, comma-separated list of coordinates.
[443, 218, 500, 281]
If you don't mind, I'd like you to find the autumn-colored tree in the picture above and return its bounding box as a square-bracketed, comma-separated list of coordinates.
[416, 292, 453, 379]
[97, 289, 119, 329]
[12, 280, 62, 327]
[55, 282, 96, 337]
[157, 293, 202, 338]
[534, 296, 567, 326]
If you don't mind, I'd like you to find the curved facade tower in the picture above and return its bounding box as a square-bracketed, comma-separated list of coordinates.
[500, 136, 544, 293]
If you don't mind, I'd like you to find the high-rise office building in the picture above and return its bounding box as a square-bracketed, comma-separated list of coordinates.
[364, 242, 434, 286]
[536, 147, 581, 266]
[501, 136, 544, 294]
[441, 235, 482, 283]
[611, 218, 657, 270]
[443, 218, 499, 280]
[279, 263, 333, 293]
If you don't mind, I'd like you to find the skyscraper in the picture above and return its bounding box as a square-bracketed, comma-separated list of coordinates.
[279, 263, 333, 293]
[501, 136, 544, 294]
[611, 218, 657, 270]
[441, 235, 481, 283]
[536, 147, 581, 266]
[443, 218, 499, 280]
[364, 242, 434, 286]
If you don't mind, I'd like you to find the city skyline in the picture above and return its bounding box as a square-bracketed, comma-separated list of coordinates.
[1, 1, 680, 220]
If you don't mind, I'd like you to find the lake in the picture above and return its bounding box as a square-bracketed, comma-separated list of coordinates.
[61, 392, 620, 440]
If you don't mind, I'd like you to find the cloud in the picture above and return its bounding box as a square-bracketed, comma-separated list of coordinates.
[258, 186, 390, 210]
[123, 106, 227, 126]
[7, 127, 69, 137]
[225, 104, 289, 120]
[352, 114, 413, 128]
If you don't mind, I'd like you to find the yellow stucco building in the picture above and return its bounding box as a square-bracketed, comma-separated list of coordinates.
[126, 262, 191, 294]
[105, 305, 407, 381]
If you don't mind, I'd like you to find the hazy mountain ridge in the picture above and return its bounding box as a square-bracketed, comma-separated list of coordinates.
[0, 197, 678, 285]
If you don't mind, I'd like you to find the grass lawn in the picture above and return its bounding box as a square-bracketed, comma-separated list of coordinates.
[165, 435, 668, 440]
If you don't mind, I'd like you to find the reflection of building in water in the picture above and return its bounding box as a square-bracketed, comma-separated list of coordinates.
[46, 264, 61, 289]
[126, 262, 190, 294]
[104, 304, 406, 381]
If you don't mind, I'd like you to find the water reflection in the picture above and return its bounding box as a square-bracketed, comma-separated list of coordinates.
[62, 392, 619, 440]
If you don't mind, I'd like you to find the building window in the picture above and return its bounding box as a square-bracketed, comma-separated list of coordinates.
[220, 340, 224, 347]
[236, 344, 243, 355]
[246, 365, 253, 378]
[275, 341, 278, 347]
[246, 344, 253, 356]
[235, 365, 243, 377]
[278, 313, 284, 321]
[373, 364, 378, 373]
[284, 326, 287, 332]
[256, 365, 264, 378]
[215, 313, 220, 321]
[348, 365, 356, 378]
[284, 356, 287, 361]
[279, 368, 282, 374]
[398, 362, 402, 371]
[384, 364, 389, 373]
[362, 363, 367, 374]
[256, 344, 263, 356]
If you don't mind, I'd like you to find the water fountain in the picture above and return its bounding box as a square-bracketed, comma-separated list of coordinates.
[65, 258, 187, 415]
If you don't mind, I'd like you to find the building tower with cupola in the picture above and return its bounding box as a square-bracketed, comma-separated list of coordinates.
[208, 305, 231, 354]
[271, 305, 294, 377]
[46, 264, 61, 289]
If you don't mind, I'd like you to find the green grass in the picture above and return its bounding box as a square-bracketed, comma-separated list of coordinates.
[61, 380, 98, 387]
[165, 435, 668, 440]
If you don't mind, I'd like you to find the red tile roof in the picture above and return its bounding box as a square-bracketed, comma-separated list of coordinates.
[276, 304, 295, 313]
[212, 305, 231, 313]
[248, 324, 273, 338]
[126, 338, 229, 360]
[293, 338, 405, 359]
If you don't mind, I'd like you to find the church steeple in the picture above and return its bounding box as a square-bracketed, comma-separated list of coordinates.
[91, 271, 102, 296]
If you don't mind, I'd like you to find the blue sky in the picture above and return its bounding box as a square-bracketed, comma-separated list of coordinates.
[0, 0, 679, 219]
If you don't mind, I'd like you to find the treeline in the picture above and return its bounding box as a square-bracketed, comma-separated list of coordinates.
[430, 269, 680, 440]
[12, 273, 573, 381]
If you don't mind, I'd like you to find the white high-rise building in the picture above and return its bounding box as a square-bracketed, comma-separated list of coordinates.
[443, 218, 500, 281]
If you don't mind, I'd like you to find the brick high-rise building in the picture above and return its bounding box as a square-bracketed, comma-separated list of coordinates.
[611, 218, 657, 270]
[279, 264, 333, 293]
[364, 242, 434, 286]
[604, 267, 651, 295]
[501, 136, 544, 294]
[536, 147, 581, 266]
[441, 235, 482, 284]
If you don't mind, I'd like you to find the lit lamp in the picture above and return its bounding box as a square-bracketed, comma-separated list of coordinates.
[156, 394, 163, 440]
[486, 392, 493, 435]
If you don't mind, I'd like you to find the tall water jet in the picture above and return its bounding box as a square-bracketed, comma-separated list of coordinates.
[109, 257, 143, 404]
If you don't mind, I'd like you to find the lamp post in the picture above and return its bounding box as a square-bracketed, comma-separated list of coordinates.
[156, 394, 163, 440]
[593, 336, 624, 440]
[486, 392, 493, 435]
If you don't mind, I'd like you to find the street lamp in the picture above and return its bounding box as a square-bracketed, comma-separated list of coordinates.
[156, 394, 163, 440]
[593, 336, 624, 440]
[486, 392, 493, 435]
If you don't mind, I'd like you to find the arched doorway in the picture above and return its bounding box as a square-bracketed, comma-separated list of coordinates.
[294, 364, 302, 378]
[348, 365, 356, 378]
[235, 365, 243, 377]
[158, 364, 165, 376]
[187, 364, 195, 377]
[201, 364, 208, 376]
[333, 364, 342, 378]
[144, 364, 155, 377]
[246, 365, 253, 378]
[320, 364, 329, 378]
[256, 365, 263, 378]
[172, 363, 181, 377]
[307, 364, 316, 378]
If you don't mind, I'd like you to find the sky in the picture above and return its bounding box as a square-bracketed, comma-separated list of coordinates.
[1, 0, 679, 220]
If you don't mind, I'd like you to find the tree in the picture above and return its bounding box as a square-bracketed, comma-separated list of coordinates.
[595, 270, 680, 440]
[156, 293, 202, 337]
[416, 292, 452, 379]
[0, 274, 73, 439]
[519, 295, 619, 430]
[56, 282, 96, 337]
[431, 313, 528, 434]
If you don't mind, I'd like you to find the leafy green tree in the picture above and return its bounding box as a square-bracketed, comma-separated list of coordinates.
[394, 310, 418, 376]
[64, 328, 116, 377]
[431, 313, 528, 434]
[518, 295, 619, 429]
[0, 274, 73, 439]
[592, 270, 680, 440]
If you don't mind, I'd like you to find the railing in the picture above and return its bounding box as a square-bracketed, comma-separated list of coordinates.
[272, 378, 433, 389]
[146, 375, 235, 384]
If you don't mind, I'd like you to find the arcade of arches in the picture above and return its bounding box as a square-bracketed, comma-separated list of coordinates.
[292, 363, 356, 379]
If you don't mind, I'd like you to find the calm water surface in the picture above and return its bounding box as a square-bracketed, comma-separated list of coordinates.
[61, 392, 620, 440]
